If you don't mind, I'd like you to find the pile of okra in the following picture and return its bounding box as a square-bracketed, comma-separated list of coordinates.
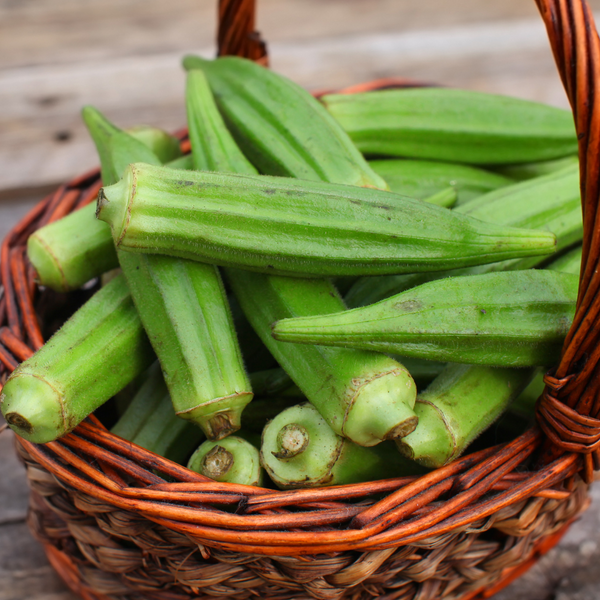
[0, 55, 582, 489]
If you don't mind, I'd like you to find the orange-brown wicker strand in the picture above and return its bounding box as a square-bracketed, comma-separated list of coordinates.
[217, 0, 267, 63]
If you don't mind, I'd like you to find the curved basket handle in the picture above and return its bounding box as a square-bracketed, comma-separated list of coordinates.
[217, 0, 268, 63]
[535, 0, 600, 473]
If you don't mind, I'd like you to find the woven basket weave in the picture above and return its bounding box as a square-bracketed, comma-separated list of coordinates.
[2, 0, 600, 598]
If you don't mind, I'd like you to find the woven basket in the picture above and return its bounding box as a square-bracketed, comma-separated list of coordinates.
[2, 0, 600, 598]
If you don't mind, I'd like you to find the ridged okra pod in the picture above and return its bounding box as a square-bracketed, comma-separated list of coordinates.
[184, 67, 418, 445]
[183, 56, 389, 189]
[118, 252, 253, 439]
[396, 365, 536, 468]
[86, 103, 253, 441]
[228, 269, 418, 445]
[27, 108, 183, 292]
[97, 164, 556, 278]
[188, 436, 263, 486]
[111, 362, 204, 465]
[368, 158, 513, 206]
[346, 164, 581, 307]
[261, 403, 424, 489]
[508, 245, 583, 420]
[273, 270, 578, 368]
[0, 274, 155, 443]
[321, 88, 578, 164]
[492, 155, 578, 181]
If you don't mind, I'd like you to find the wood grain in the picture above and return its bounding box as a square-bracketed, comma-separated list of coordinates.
[1, 0, 599, 194]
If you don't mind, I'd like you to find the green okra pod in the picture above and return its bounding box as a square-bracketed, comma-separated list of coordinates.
[492, 155, 578, 181]
[273, 270, 578, 367]
[321, 88, 578, 164]
[183, 57, 388, 189]
[97, 164, 556, 278]
[111, 361, 166, 441]
[85, 105, 253, 441]
[111, 362, 204, 465]
[27, 108, 184, 293]
[422, 187, 457, 209]
[369, 158, 513, 206]
[27, 202, 119, 293]
[125, 125, 182, 164]
[228, 269, 418, 446]
[188, 436, 263, 486]
[119, 252, 253, 440]
[0, 274, 155, 443]
[185, 62, 419, 446]
[345, 164, 581, 308]
[261, 403, 423, 489]
[396, 364, 536, 468]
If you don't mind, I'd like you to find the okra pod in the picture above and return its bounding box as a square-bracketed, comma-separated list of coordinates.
[345, 164, 581, 307]
[27, 108, 184, 292]
[182, 57, 388, 189]
[396, 365, 536, 468]
[0, 274, 155, 443]
[97, 164, 556, 278]
[125, 125, 182, 164]
[188, 436, 263, 486]
[111, 362, 204, 465]
[492, 155, 578, 181]
[261, 403, 423, 489]
[119, 252, 253, 440]
[369, 158, 513, 205]
[185, 62, 419, 445]
[273, 270, 578, 367]
[321, 88, 577, 164]
[422, 187, 457, 209]
[228, 269, 418, 445]
[86, 104, 253, 441]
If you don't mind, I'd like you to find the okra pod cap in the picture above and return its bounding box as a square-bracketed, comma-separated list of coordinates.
[188, 436, 263, 486]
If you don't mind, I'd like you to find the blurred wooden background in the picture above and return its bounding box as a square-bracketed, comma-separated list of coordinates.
[3, 1, 600, 599]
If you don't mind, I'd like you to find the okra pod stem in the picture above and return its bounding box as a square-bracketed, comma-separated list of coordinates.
[188, 436, 263, 486]
[1, 274, 155, 443]
[261, 403, 424, 489]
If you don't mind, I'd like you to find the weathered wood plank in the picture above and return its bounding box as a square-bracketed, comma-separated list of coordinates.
[0, 521, 78, 600]
[0, 13, 594, 193]
[0, 0, 543, 71]
[0, 425, 31, 525]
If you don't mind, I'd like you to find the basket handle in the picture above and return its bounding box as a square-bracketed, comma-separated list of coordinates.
[217, 0, 268, 63]
[535, 0, 600, 472]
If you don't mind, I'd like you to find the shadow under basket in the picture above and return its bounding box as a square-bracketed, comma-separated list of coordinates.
[4, 0, 600, 598]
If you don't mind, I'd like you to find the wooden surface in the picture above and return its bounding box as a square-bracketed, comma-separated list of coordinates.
[3, 1, 600, 599]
